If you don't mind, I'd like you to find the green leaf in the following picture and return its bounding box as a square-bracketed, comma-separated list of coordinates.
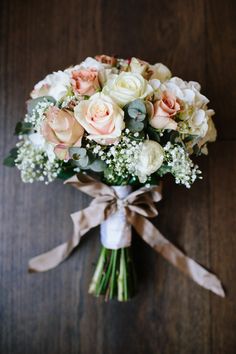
[193, 144, 202, 156]
[83, 95, 90, 100]
[14, 122, 33, 135]
[147, 173, 161, 185]
[157, 164, 172, 177]
[57, 169, 76, 180]
[183, 134, 197, 143]
[169, 130, 180, 144]
[27, 96, 56, 115]
[3, 147, 19, 167]
[147, 125, 161, 142]
[3, 156, 16, 167]
[89, 159, 106, 172]
[9, 147, 18, 158]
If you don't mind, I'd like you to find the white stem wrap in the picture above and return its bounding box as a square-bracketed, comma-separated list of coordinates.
[100, 185, 132, 249]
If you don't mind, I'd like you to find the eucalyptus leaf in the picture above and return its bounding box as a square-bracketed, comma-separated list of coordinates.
[72, 156, 89, 168]
[78, 156, 89, 168]
[127, 99, 146, 114]
[127, 119, 144, 132]
[89, 159, 106, 172]
[87, 150, 96, 164]
[69, 147, 86, 160]
[27, 96, 56, 115]
[124, 99, 146, 121]
[127, 108, 146, 121]
[124, 99, 147, 133]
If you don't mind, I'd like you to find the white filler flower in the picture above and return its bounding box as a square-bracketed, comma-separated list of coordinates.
[136, 140, 164, 183]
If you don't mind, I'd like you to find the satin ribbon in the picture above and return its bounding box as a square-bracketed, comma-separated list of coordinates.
[29, 174, 225, 297]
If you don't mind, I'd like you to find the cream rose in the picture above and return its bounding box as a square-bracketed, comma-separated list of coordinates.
[129, 57, 149, 77]
[74, 93, 125, 144]
[102, 72, 153, 107]
[149, 63, 172, 82]
[135, 140, 164, 183]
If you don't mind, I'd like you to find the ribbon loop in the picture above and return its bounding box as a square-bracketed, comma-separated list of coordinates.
[29, 174, 225, 298]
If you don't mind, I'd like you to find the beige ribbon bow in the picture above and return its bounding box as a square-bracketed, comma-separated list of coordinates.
[29, 174, 225, 297]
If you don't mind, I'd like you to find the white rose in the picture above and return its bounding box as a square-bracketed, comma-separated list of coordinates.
[81, 57, 105, 71]
[102, 72, 153, 107]
[135, 140, 164, 183]
[149, 63, 172, 82]
[65, 57, 106, 74]
[74, 92, 124, 144]
[31, 71, 70, 101]
[162, 77, 209, 107]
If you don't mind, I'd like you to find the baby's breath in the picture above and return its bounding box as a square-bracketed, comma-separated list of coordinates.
[15, 138, 62, 184]
[160, 142, 202, 188]
[88, 132, 144, 184]
[25, 100, 54, 131]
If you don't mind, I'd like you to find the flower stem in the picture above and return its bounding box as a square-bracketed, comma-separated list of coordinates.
[89, 246, 137, 301]
[88, 247, 106, 295]
[109, 249, 118, 299]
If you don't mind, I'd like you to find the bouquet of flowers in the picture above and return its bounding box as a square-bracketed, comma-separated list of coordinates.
[4, 55, 224, 301]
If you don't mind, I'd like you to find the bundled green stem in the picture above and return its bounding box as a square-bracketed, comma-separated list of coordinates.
[89, 246, 137, 301]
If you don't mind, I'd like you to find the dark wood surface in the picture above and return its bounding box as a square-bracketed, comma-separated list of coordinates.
[1, 0, 236, 353]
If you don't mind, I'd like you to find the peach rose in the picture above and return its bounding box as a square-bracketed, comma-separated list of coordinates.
[95, 54, 117, 67]
[74, 92, 124, 144]
[71, 68, 100, 96]
[41, 106, 84, 159]
[149, 91, 180, 130]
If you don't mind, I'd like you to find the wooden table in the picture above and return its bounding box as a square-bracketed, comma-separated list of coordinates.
[1, 0, 236, 353]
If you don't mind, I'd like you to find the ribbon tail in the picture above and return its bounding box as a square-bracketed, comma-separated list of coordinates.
[28, 203, 108, 272]
[128, 213, 225, 298]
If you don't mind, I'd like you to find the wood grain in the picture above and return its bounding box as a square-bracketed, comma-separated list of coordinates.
[0, 0, 236, 353]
